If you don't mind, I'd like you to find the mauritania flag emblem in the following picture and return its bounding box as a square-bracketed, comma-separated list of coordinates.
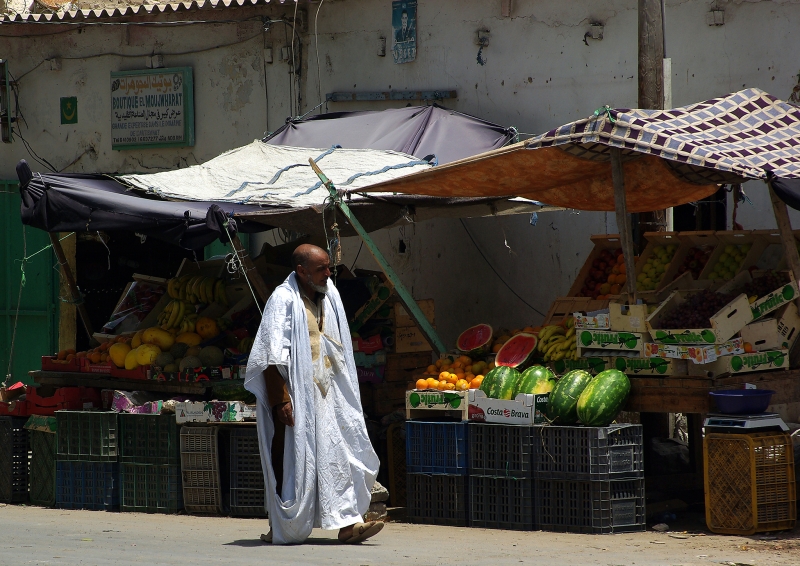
[60, 97, 77, 124]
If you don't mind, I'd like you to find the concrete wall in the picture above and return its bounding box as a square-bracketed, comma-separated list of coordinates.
[3, 0, 800, 347]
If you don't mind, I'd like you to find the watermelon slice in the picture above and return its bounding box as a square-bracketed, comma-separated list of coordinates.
[495, 333, 538, 369]
[456, 324, 493, 357]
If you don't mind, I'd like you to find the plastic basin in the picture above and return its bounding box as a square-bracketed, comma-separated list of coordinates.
[709, 389, 775, 415]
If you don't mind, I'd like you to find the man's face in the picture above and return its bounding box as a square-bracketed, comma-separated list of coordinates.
[298, 252, 331, 293]
[401, 13, 408, 29]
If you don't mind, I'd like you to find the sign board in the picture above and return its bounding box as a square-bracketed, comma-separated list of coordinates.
[392, 1, 417, 64]
[111, 67, 194, 149]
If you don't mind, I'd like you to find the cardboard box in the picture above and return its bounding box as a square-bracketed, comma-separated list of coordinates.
[395, 325, 433, 354]
[549, 357, 611, 375]
[646, 291, 752, 344]
[740, 302, 800, 352]
[576, 330, 647, 354]
[544, 296, 609, 325]
[394, 299, 435, 327]
[573, 311, 610, 330]
[608, 303, 650, 333]
[691, 349, 789, 377]
[610, 356, 684, 376]
[468, 390, 549, 425]
[385, 351, 433, 382]
[405, 389, 468, 421]
[351, 281, 394, 332]
[175, 401, 256, 423]
[718, 269, 799, 321]
[644, 338, 744, 364]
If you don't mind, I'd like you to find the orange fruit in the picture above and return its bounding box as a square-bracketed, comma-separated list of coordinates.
[426, 365, 438, 374]
[610, 284, 622, 295]
[435, 359, 443, 368]
[452, 361, 463, 369]
[522, 327, 535, 333]
[89, 352, 102, 364]
[455, 379, 469, 391]
[57, 350, 67, 360]
[744, 342, 755, 353]
[492, 343, 503, 353]
[618, 262, 626, 273]
[439, 371, 451, 380]
[416, 378, 429, 390]
[443, 382, 456, 391]
[66, 353, 75, 362]
[470, 375, 485, 389]
[616, 274, 626, 285]
[100, 353, 109, 362]
[76, 351, 87, 359]
[426, 377, 438, 388]
[607, 274, 617, 284]
[617, 254, 625, 264]
[458, 355, 472, 365]
[431, 380, 442, 389]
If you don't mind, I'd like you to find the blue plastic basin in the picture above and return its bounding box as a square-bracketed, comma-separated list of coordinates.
[709, 389, 775, 415]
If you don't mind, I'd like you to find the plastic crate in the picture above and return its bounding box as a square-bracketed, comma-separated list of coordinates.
[55, 461, 119, 510]
[535, 478, 646, 534]
[119, 413, 180, 465]
[229, 428, 266, 517]
[469, 475, 534, 530]
[407, 473, 468, 527]
[468, 423, 532, 478]
[29, 430, 57, 506]
[406, 421, 468, 475]
[120, 462, 183, 513]
[0, 416, 29, 503]
[387, 421, 407, 507]
[180, 426, 223, 514]
[705, 432, 796, 535]
[56, 411, 118, 462]
[532, 424, 644, 481]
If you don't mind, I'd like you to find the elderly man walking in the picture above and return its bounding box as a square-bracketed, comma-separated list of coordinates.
[244, 244, 382, 545]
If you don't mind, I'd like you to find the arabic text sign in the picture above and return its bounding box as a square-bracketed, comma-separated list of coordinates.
[111, 67, 194, 149]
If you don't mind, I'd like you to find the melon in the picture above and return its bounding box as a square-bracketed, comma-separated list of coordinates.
[198, 346, 224, 367]
[513, 365, 556, 397]
[170, 342, 189, 359]
[548, 369, 593, 424]
[495, 333, 538, 369]
[481, 366, 520, 400]
[179, 356, 202, 371]
[456, 324, 494, 357]
[154, 352, 174, 369]
[576, 369, 631, 426]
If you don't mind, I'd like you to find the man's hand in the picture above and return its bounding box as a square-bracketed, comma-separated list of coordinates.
[276, 400, 294, 427]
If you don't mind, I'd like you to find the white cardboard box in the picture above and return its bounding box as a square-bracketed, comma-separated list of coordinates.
[468, 389, 549, 425]
[740, 302, 800, 352]
[405, 390, 468, 420]
[549, 357, 611, 375]
[573, 311, 610, 330]
[610, 356, 684, 376]
[608, 303, 650, 333]
[646, 291, 752, 344]
[690, 349, 789, 377]
[644, 338, 744, 364]
[175, 401, 256, 423]
[576, 330, 648, 354]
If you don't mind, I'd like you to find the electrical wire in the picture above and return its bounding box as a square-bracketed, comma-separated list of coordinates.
[5, 226, 27, 387]
[460, 219, 546, 317]
[314, 0, 326, 113]
[349, 240, 363, 272]
[15, 130, 58, 172]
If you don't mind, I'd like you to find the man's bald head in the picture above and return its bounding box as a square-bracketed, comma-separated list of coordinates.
[291, 244, 330, 272]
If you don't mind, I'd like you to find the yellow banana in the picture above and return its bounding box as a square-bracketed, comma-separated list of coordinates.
[215, 280, 229, 307]
[551, 350, 566, 361]
[203, 278, 215, 304]
[565, 326, 575, 339]
[165, 300, 181, 329]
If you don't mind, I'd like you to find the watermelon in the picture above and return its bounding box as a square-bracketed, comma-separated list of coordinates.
[457, 324, 494, 357]
[481, 366, 520, 400]
[495, 333, 538, 369]
[547, 369, 593, 424]
[576, 369, 631, 426]
[513, 365, 556, 397]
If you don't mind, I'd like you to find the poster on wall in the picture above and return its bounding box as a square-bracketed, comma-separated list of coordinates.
[392, 1, 417, 64]
[110, 67, 194, 150]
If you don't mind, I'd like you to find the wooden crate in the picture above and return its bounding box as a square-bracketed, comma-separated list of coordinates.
[544, 297, 610, 325]
[361, 382, 411, 418]
[393, 299, 435, 327]
[567, 234, 625, 297]
[699, 231, 767, 283]
[740, 302, 800, 352]
[633, 231, 682, 294]
[385, 352, 433, 382]
[395, 326, 434, 354]
[646, 291, 752, 345]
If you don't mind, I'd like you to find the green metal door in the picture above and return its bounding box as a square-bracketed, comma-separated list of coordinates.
[0, 181, 59, 386]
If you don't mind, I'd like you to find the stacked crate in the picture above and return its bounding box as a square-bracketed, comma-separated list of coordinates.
[0, 416, 29, 503]
[28, 417, 57, 507]
[119, 414, 183, 514]
[406, 421, 469, 526]
[468, 423, 534, 530]
[55, 411, 119, 510]
[180, 426, 224, 514]
[229, 427, 267, 517]
[532, 424, 646, 533]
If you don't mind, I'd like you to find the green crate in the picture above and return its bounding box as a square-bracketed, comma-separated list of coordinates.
[119, 414, 179, 465]
[29, 430, 56, 507]
[120, 462, 183, 514]
[56, 411, 118, 462]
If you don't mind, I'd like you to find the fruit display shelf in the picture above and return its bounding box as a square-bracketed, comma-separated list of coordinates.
[698, 231, 768, 284]
[566, 234, 625, 298]
[28, 369, 231, 396]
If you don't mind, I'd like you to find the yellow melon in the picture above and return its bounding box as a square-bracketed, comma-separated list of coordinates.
[142, 327, 175, 350]
[109, 343, 132, 368]
[176, 332, 203, 347]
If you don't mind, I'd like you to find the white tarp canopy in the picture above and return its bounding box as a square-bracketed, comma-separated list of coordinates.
[121, 141, 433, 208]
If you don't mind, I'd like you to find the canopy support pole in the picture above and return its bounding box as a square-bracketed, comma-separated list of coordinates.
[230, 234, 271, 305]
[610, 148, 638, 304]
[768, 183, 800, 293]
[308, 159, 447, 355]
[49, 233, 94, 341]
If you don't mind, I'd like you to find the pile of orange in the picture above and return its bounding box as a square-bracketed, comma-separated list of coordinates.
[415, 354, 494, 391]
[66, 335, 132, 365]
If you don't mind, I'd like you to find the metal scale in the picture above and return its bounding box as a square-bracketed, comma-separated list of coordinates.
[704, 412, 789, 432]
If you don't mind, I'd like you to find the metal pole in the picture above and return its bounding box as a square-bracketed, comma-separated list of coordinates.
[610, 149, 638, 304]
[49, 233, 94, 341]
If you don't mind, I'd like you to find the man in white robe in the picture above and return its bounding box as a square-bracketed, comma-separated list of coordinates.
[244, 244, 382, 545]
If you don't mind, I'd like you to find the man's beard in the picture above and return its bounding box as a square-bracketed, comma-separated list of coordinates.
[310, 279, 329, 294]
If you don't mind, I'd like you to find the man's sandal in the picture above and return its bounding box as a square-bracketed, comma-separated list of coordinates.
[260, 530, 273, 543]
[342, 521, 384, 544]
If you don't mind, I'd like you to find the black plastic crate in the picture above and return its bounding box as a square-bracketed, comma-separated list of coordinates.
[120, 462, 183, 513]
[56, 411, 118, 462]
[29, 430, 57, 507]
[535, 478, 646, 534]
[180, 426, 223, 514]
[531, 424, 644, 481]
[229, 428, 266, 517]
[230, 428, 262, 473]
[55, 461, 119, 510]
[119, 414, 180, 465]
[407, 473, 468, 527]
[469, 475, 534, 531]
[468, 423, 532, 478]
[0, 416, 28, 503]
[406, 421, 468, 475]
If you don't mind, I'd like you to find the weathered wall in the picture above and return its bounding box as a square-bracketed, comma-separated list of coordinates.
[2, 0, 799, 347]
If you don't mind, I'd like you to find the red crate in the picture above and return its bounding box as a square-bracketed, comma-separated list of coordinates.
[41, 356, 81, 372]
[80, 359, 113, 374]
[0, 387, 102, 417]
[110, 365, 150, 380]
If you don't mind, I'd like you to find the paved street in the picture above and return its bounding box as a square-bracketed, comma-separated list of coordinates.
[1, 505, 798, 565]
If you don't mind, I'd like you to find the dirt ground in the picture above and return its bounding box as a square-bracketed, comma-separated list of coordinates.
[1, 504, 798, 565]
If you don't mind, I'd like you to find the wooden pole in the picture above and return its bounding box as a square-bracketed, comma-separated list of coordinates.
[230, 234, 271, 305]
[768, 183, 800, 294]
[610, 148, 638, 304]
[49, 233, 94, 341]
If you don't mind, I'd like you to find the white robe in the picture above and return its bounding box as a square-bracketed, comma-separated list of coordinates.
[244, 273, 379, 545]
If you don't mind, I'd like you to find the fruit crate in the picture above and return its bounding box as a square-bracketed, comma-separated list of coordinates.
[535, 478, 646, 534]
[119, 413, 180, 465]
[180, 426, 224, 514]
[566, 234, 624, 297]
[531, 424, 644, 481]
[633, 231, 683, 294]
[468, 475, 534, 531]
[55, 461, 119, 510]
[387, 421, 407, 507]
[29, 429, 57, 506]
[406, 421, 468, 475]
[468, 423, 532, 478]
[0, 416, 29, 503]
[704, 432, 796, 535]
[55, 411, 118, 462]
[407, 473, 468, 527]
[699, 231, 767, 284]
[543, 297, 610, 326]
[120, 462, 183, 513]
[229, 427, 266, 517]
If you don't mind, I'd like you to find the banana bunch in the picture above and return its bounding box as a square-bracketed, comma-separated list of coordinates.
[167, 275, 229, 306]
[179, 313, 199, 334]
[158, 299, 195, 330]
[538, 324, 577, 362]
[237, 337, 254, 354]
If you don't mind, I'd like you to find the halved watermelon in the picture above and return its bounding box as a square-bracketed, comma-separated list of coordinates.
[495, 333, 538, 370]
[457, 324, 493, 357]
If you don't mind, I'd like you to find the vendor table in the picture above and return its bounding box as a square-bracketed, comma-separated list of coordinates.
[27, 370, 237, 396]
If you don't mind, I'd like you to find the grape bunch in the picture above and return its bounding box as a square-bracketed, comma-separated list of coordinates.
[659, 290, 735, 329]
[211, 402, 226, 421]
[742, 271, 790, 299]
[676, 247, 713, 279]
